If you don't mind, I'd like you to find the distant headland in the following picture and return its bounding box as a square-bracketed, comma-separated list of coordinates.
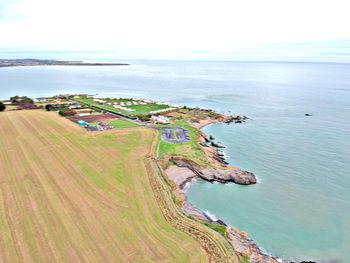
[0, 59, 129, 67]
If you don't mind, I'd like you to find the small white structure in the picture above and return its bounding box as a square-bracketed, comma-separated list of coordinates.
[113, 105, 135, 112]
[78, 112, 91, 117]
[77, 110, 92, 117]
[151, 115, 170, 124]
[150, 107, 176, 114]
[34, 97, 48, 103]
[93, 99, 106, 104]
[68, 104, 82, 109]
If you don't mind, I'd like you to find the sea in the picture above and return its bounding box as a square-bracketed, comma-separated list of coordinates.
[0, 60, 349, 262]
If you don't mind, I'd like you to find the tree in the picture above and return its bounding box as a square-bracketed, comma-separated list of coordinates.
[10, 95, 34, 104]
[0, 102, 5, 112]
[45, 104, 53, 111]
[10, 95, 20, 104]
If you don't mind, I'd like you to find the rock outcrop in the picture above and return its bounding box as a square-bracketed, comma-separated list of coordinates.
[170, 157, 257, 185]
[228, 227, 283, 263]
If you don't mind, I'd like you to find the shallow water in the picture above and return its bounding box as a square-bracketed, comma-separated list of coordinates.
[1, 60, 349, 262]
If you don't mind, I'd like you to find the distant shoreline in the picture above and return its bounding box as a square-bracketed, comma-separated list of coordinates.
[0, 59, 129, 68]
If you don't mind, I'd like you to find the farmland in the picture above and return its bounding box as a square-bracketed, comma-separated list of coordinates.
[0, 110, 207, 262]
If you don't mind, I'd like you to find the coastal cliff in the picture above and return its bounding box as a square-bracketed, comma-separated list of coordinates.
[159, 108, 316, 263]
[164, 161, 284, 263]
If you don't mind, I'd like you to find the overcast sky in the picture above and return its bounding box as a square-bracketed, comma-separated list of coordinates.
[0, 0, 349, 60]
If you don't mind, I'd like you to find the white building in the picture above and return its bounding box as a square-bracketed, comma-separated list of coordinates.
[34, 97, 48, 103]
[150, 107, 176, 114]
[93, 99, 106, 104]
[151, 115, 170, 124]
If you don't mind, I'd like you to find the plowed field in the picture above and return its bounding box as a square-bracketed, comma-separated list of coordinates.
[0, 110, 205, 263]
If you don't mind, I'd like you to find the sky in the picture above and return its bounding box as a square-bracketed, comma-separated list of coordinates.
[0, 0, 350, 61]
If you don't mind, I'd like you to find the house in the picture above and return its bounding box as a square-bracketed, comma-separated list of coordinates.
[68, 103, 82, 109]
[93, 99, 106, 104]
[35, 97, 48, 103]
[151, 115, 170, 124]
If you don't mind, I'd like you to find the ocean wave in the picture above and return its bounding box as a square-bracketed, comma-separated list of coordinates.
[204, 210, 219, 221]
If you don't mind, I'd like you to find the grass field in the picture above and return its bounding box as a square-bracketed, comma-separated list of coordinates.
[75, 98, 170, 116]
[90, 119, 139, 129]
[0, 111, 206, 262]
[157, 120, 208, 165]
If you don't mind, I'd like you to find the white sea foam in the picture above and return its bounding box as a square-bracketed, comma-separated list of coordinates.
[183, 181, 192, 191]
[204, 210, 218, 221]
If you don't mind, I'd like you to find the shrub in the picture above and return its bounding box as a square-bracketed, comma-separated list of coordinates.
[136, 114, 151, 122]
[16, 103, 40, 110]
[0, 102, 5, 112]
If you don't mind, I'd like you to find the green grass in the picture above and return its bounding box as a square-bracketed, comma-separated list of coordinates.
[157, 120, 208, 166]
[203, 223, 227, 236]
[90, 119, 139, 129]
[75, 97, 170, 116]
[239, 255, 250, 263]
[109, 119, 139, 128]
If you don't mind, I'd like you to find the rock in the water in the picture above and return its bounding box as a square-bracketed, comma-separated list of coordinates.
[201, 168, 257, 185]
[211, 141, 225, 148]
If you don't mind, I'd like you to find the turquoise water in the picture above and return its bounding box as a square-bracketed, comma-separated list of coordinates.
[0, 61, 349, 262]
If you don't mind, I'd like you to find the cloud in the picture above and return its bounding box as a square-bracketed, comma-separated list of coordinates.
[0, 0, 25, 21]
[0, 0, 349, 59]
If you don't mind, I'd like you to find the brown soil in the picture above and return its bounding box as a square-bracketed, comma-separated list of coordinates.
[67, 113, 119, 123]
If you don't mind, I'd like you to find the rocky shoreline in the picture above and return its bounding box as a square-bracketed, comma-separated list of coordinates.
[163, 115, 316, 263]
[165, 161, 317, 263]
[165, 159, 285, 263]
